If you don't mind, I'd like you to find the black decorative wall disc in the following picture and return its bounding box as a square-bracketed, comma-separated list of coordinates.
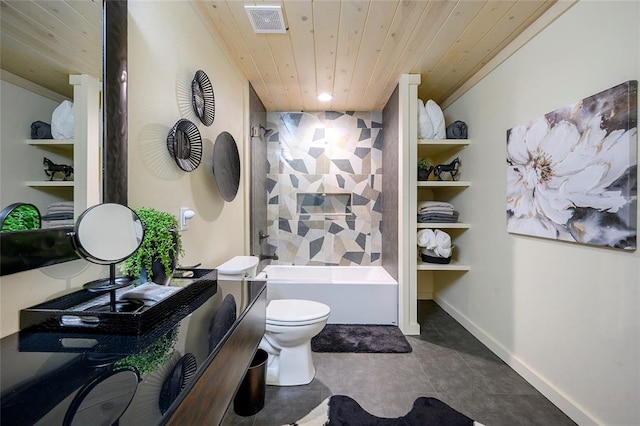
[212, 132, 241, 202]
[191, 70, 215, 126]
[167, 119, 203, 172]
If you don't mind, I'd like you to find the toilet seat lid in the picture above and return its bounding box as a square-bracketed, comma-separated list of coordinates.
[266, 299, 330, 324]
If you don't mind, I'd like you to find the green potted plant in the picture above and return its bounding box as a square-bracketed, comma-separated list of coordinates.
[417, 158, 433, 181]
[120, 207, 183, 285]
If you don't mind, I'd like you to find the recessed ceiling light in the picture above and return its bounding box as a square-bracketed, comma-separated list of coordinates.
[317, 93, 332, 101]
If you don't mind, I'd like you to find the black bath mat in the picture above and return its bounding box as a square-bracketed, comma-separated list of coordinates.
[311, 324, 412, 353]
[289, 395, 478, 425]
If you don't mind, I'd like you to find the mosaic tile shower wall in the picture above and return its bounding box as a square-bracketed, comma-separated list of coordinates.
[266, 111, 383, 266]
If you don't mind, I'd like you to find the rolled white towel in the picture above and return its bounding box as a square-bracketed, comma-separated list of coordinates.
[434, 229, 452, 258]
[417, 229, 435, 248]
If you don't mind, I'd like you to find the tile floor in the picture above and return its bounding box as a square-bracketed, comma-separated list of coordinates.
[222, 300, 576, 425]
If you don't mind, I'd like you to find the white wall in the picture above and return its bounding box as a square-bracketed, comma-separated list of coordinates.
[441, 2, 639, 425]
[127, 1, 248, 270]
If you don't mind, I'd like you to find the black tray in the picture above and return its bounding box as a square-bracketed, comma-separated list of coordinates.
[19, 292, 197, 355]
[20, 269, 217, 335]
[420, 252, 452, 264]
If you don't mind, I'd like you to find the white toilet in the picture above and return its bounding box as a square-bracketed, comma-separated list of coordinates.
[216, 256, 331, 387]
[259, 299, 330, 386]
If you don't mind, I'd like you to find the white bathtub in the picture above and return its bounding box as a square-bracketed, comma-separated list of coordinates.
[254, 265, 398, 325]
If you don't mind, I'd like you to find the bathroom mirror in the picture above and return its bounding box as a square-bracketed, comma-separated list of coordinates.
[0, 0, 128, 276]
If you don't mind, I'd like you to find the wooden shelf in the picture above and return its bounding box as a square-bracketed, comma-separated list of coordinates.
[417, 139, 470, 156]
[417, 222, 470, 229]
[26, 181, 75, 187]
[417, 180, 470, 188]
[25, 139, 74, 144]
[417, 260, 470, 271]
[25, 139, 74, 147]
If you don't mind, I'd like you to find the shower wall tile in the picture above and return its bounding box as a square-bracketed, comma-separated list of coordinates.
[371, 129, 383, 173]
[276, 219, 325, 265]
[268, 111, 383, 266]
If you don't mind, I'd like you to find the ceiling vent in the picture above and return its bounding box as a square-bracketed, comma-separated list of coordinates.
[245, 5, 287, 34]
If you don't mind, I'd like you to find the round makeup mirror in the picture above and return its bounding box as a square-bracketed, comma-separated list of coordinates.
[69, 204, 145, 312]
[73, 203, 143, 264]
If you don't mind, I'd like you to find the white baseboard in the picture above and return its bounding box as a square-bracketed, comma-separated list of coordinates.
[434, 296, 599, 426]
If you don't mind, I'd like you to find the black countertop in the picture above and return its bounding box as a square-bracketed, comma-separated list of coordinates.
[0, 274, 266, 425]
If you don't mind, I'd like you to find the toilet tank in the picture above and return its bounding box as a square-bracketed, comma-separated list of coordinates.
[216, 256, 259, 281]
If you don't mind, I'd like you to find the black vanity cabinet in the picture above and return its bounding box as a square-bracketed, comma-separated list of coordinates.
[0, 276, 266, 425]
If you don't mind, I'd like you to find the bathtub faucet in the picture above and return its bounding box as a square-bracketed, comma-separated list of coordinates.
[259, 252, 279, 261]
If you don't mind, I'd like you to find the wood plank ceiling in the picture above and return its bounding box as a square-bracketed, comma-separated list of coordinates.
[195, 0, 558, 111]
[0, 0, 102, 100]
[1, 0, 558, 111]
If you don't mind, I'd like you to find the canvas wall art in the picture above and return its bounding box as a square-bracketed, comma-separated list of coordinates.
[506, 80, 637, 250]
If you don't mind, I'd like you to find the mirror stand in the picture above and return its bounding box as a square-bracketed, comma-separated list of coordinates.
[82, 264, 140, 312]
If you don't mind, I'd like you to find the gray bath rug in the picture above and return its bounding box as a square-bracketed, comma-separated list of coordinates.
[311, 324, 412, 353]
[286, 395, 483, 425]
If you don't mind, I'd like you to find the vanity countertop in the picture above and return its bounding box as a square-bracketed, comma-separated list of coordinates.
[0, 275, 266, 425]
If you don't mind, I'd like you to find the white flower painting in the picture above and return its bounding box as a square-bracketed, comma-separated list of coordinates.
[507, 81, 637, 250]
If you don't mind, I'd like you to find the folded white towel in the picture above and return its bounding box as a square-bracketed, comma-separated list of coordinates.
[51, 100, 74, 139]
[419, 208, 456, 215]
[119, 282, 180, 303]
[418, 201, 454, 212]
[47, 201, 75, 208]
[425, 100, 446, 139]
[41, 220, 75, 229]
[47, 206, 75, 214]
[418, 99, 434, 139]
